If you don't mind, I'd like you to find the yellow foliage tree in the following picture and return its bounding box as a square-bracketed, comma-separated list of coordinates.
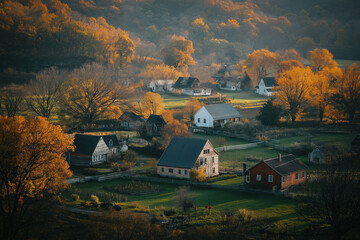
[190, 167, 207, 182]
[141, 92, 164, 118]
[161, 35, 196, 69]
[138, 63, 183, 82]
[308, 48, 338, 73]
[184, 97, 203, 124]
[275, 67, 314, 122]
[161, 120, 190, 148]
[0, 116, 73, 240]
[243, 49, 280, 81]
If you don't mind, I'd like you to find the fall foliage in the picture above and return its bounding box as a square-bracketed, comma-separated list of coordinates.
[0, 116, 73, 240]
[161, 35, 196, 69]
[190, 167, 207, 182]
[161, 120, 190, 148]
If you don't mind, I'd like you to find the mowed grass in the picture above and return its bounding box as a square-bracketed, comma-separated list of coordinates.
[192, 133, 249, 147]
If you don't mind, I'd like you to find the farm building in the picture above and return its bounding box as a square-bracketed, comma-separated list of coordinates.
[255, 77, 278, 96]
[308, 148, 326, 164]
[157, 137, 219, 179]
[194, 103, 242, 128]
[146, 114, 166, 136]
[244, 154, 307, 190]
[149, 79, 174, 92]
[218, 76, 242, 91]
[118, 112, 145, 130]
[68, 134, 111, 166]
[102, 134, 122, 157]
[173, 77, 212, 96]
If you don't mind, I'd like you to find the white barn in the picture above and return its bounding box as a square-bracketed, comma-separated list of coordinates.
[256, 77, 278, 96]
[194, 103, 242, 128]
[149, 79, 174, 92]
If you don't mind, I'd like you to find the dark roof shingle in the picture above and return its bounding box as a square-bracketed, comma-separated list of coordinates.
[157, 137, 208, 168]
[173, 77, 200, 89]
[146, 114, 166, 125]
[203, 103, 242, 120]
[73, 134, 102, 155]
[102, 135, 120, 148]
[119, 112, 144, 123]
[262, 77, 278, 87]
[263, 154, 307, 175]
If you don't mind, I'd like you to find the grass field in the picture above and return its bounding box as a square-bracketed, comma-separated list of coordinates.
[192, 133, 249, 147]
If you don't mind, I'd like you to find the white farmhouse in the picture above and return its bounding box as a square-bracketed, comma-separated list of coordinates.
[149, 79, 174, 93]
[194, 103, 242, 128]
[255, 77, 278, 96]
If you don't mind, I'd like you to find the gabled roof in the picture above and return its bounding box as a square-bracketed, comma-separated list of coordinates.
[173, 77, 200, 89]
[262, 77, 278, 87]
[157, 137, 208, 169]
[251, 154, 307, 176]
[146, 114, 166, 125]
[119, 112, 145, 123]
[73, 134, 102, 155]
[202, 103, 242, 120]
[102, 135, 120, 148]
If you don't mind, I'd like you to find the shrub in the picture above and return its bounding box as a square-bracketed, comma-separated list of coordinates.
[123, 150, 138, 164]
[90, 195, 100, 206]
[71, 193, 80, 201]
[238, 209, 256, 222]
[164, 208, 176, 216]
[190, 167, 207, 182]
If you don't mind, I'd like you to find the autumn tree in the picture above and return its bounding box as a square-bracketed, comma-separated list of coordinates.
[161, 120, 190, 148]
[138, 63, 183, 82]
[161, 35, 196, 69]
[0, 85, 24, 117]
[60, 63, 129, 126]
[142, 92, 164, 118]
[115, 35, 135, 68]
[184, 97, 203, 124]
[173, 186, 196, 216]
[242, 49, 280, 81]
[308, 48, 338, 73]
[332, 64, 360, 123]
[275, 67, 314, 123]
[0, 116, 73, 240]
[25, 67, 65, 118]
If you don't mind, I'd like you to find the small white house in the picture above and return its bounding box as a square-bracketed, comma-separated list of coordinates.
[149, 79, 174, 92]
[308, 148, 326, 164]
[256, 77, 278, 96]
[194, 103, 242, 128]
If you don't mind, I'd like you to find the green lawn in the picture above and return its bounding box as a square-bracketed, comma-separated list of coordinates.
[213, 176, 244, 186]
[162, 94, 193, 109]
[218, 90, 268, 109]
[192, 133, 249, 147]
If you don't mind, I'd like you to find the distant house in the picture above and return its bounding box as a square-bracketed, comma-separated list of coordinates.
[218, 76, 242, 91]
[146, 114, 166, 136]
[194, 103, 242, 128]
[118, 112, 145, 130]
[173, 77, 212, 96]
[255, 77, 278, 96]
[149, 79, 174, 93]
[244, 154, 307, 190]
[68, 134, 111, 166]
[157, 137, 219, 179]
[308, 148, 326, 164]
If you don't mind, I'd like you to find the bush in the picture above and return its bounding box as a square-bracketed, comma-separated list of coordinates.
[123, 150, 138, 164]
[110, 161, 135, 171]
[90, 195, 100, 206]
[190, 167, 207, 182]
[164, 208, 176, 216]
[71, 193, 80, 201]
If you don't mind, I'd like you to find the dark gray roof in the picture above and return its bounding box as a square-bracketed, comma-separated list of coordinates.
[102, 135, 120, 148]
[73, 134, 102, 155]
[262, 77, 278, 87]
[157, 137, 208, 168]
[173, 77, 200, 89]
[263, 154, 307, 176]
[203, 103, 242, 120]
[146, 114, 166, 125]
[119, 112, 145, 123]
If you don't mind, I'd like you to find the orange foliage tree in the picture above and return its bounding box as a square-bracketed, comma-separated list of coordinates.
[243, 49, 280, 81]
[184, 97, 203, 124]
[0, 116, 73, 240]
[142, 92, 164, 118]
[275, 67, 314, 122]
[138, 63, 183, 82]
[308, 48, 338, 73]
[190, 167, 207, 182]
[161, 120, 190, 148]
[161, 35, 196, 69]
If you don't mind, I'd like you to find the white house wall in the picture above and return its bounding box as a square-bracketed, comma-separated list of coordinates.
[92, 138, 111, 165]
[194, 107, 214, 128]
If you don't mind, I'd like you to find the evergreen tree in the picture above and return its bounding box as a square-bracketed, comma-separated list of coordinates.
[256, 100, 282, 126]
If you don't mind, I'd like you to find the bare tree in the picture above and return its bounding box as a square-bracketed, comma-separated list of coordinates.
[173, 186, 196, 218]
[0, 85, 24, 117]
[25, 67, 65, 118]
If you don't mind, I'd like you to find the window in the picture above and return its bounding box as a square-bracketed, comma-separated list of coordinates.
[198, 118, 200, 123]
[203, 118, 206, 123]
[282, 177, 285, 183]
[161, 168, 164, 172]
[185, 170, 188, 175]
[268, 175, 273, 183]
[178, 169, 181, 174]
[100, 155, 106, 161]
[256, 174, 261, 181]
[204, 158, 207, 164]
[169, 168, 173, 173]
[212, 157, 214, 163]
[109, 139, 113, 146]
[200, 160, 203, 165]
[203, 149, 210, 154]
[302, 171, 305, 178]
[212, 168, 215, 174]
[295, 173, 298, 180]
[245, 175, 250, 183]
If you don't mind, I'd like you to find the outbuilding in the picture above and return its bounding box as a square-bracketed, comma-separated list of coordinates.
[194, 103, 241, 128]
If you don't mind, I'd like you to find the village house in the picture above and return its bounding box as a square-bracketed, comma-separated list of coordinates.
[157, 137, 219, 179]
[68, 134, 111, 166]
[244, 154, 307, 190]
[102, 134, 122, 157]
[118, 112, 145, 130]
[149, 79, 174, 93]
[173, 77, 212, 96]
[146, 114, 166, 136]
[255, 77, 278, 96]
[194, 103, 242, 128]
[308, 148, 326, 164]
[216, 76, 242, 91]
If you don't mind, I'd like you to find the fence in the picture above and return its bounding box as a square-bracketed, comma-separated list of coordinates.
[215, 142, 263, 152]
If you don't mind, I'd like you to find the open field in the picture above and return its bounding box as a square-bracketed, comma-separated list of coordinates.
[192, 133, 249, 147]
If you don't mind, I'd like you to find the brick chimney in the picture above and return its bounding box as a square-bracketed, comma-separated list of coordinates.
[278, 153, 282, 162]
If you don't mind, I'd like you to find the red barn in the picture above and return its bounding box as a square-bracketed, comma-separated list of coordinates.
[245, 154, 307, 190]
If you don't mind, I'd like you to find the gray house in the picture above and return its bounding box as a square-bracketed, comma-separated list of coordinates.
[119, 112, 145, 130]
[308, 148, 326, 164]
[102, 135, 121, 157]
[68, 134, 111, 166]
[157, 137, 219, 179]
